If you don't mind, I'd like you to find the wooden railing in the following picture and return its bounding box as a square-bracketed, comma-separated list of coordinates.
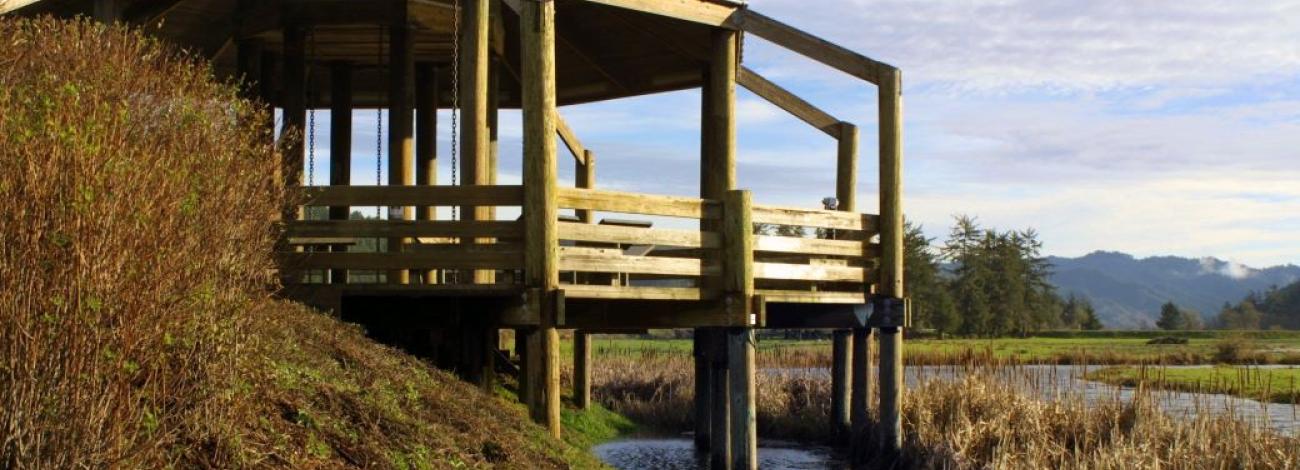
[278, 185, 525, 284]
[556, 187, 722, 301]
[751, 203, 880, 304]
[276, 185, 881, 304]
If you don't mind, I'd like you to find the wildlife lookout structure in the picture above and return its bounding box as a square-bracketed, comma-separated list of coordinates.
[5, 0, 907, 466]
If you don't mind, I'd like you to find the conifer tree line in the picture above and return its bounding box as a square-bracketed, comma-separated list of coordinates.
[1213, 281, 1300, 330]
[904, 215, 1102, 337]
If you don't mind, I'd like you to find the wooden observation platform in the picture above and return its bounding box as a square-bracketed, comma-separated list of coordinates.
[4, 0, 908, 467]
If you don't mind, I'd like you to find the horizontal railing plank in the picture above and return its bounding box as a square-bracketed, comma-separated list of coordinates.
[558, 247, 719, 277]
[752, 204, 878, 232]
[286, 220, 523, 238]
[754, 235, 865, 257]
[757, 289, 866, 304]
[559, 223, 719, 249]
[557, 187, 720, 220]
[562, 284, 717, 301]
[277, 249, 523, 270]
[298, 185, 524, 207]
[754, 262, 869, 283]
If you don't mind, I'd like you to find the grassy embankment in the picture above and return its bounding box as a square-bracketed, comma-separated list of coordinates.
[1087, 365, 1300, 404]
[0, 17, 622, 468]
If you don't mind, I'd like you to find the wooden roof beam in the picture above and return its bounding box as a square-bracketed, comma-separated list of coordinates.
[737, 66, 840, 138]
[734, 9, 895, 85]
[577, 0, 740, 28]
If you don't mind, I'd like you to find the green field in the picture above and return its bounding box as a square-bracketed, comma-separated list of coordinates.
[576, 331, 1300, 366]
[1086, 366, 1300, 404]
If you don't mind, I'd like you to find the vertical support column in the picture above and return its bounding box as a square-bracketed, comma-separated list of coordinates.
[573, 331, 591, 409]
[93, 0, 119, 23]
[708, 330, 730, 470]
[830, 330, 852, 444]
[329, 62, 354, 285]
[461, 0, 493, 284]
[693, 329, 713, 452]
[727, 329, 756, 470]
[415, 62, 439, 285]
[832, 121, 859, 448]
[723, 190, 755, 470]
[576, 151, 595, 222]
[877, 67, 906, 457]
[849, 327, 875, 462]
[521, 0, 561, 439]
[704, 30, 738, 200]
[388, 1, 415, 284]
[516, 328, 531, 406]
[281, 24, 307, 222]
[487, 57, 501, 218]
[235, 40, 263, 100]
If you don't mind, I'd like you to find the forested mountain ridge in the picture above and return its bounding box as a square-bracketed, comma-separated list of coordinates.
[1047, 251, 1300, 328]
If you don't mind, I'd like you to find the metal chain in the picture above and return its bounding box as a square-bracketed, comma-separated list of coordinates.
[449, 0, 461, 221]
[375, 26, 385, 219]
[307, 29, 317, 197]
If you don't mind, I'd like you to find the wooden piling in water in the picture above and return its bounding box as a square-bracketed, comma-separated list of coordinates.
[850, 327, 875, 462]
[831, 329, 852, 444]
[877, 66, 906, 457]
[727, 328, 756, 470]
[694, 329, 713, 452]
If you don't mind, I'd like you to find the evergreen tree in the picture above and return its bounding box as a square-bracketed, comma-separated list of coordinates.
[1156, 302, 1185, 330]
[943, 215, 993, 336]
[1079, 299, 1104, 330]
[903, 221, 957, 336]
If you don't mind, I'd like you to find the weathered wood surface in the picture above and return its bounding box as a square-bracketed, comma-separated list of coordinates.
[287, 220, 522, 238]
[299, 185, 524, 207]
[559, 247, 718, 277]
[736, 9, 895, 85]
[559, 223, 718, 248]
[751, 204, 878, 232]
[737, 67, 839, 137]
[558, 187, 720, 220]
[562, 285, 714, 301]
[278, 249, 522, 270]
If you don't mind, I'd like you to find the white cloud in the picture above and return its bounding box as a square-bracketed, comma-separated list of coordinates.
[747, 0, 1300, 92]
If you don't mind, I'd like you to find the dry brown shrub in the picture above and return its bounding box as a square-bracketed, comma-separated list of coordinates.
[0, 16, 282, 468]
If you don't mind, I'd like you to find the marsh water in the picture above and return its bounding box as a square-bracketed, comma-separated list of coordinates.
[595, 364, 1300, 469]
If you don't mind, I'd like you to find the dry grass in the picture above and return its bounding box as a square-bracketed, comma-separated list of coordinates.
[590, 341, 1300, 469]
[0, 17, 602, 469]
[0, 16, 280, 467]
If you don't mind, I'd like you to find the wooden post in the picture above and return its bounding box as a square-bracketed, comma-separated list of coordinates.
[388, 1, 415, 284]
[709, 330, 730, 470]
[576, 151, 595, 222]
[836, 123, 858, 212]
[877, 67, 905, 457]
[461, 0, 493, 284]
[832, 120, 858, 447]
[415, 62, 439, 284]
[235, 40, 263, 101]
[522, 0, 560, 439]
[93, 0, 119, 23]
[849, 327, 875, 462]
[704, 30, 738, 199]
[574, 331, 591, 409]
[329, 62, 353, 285]
[480, 324, 497, 392]
[516, 328, 531, 406]
[281, 24, 306, 222]
[259, 50, 277, 107]
[831, 330, 852, 444]
[727, 328, 756, 470]
[693, 329, 712, 452]
[723, 190, 753, 324]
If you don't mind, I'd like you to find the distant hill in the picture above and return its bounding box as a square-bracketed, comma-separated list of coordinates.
[1046, 251, 1300, 329]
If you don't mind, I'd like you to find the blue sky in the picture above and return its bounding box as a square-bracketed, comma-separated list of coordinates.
[298, 0, 1300, 268]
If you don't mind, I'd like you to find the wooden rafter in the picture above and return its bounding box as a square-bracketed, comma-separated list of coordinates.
[736, 66, 840, 137]
[555, 114, 588, 165]
[577, 0, 740, 28]
[735, 9, 895, 85]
